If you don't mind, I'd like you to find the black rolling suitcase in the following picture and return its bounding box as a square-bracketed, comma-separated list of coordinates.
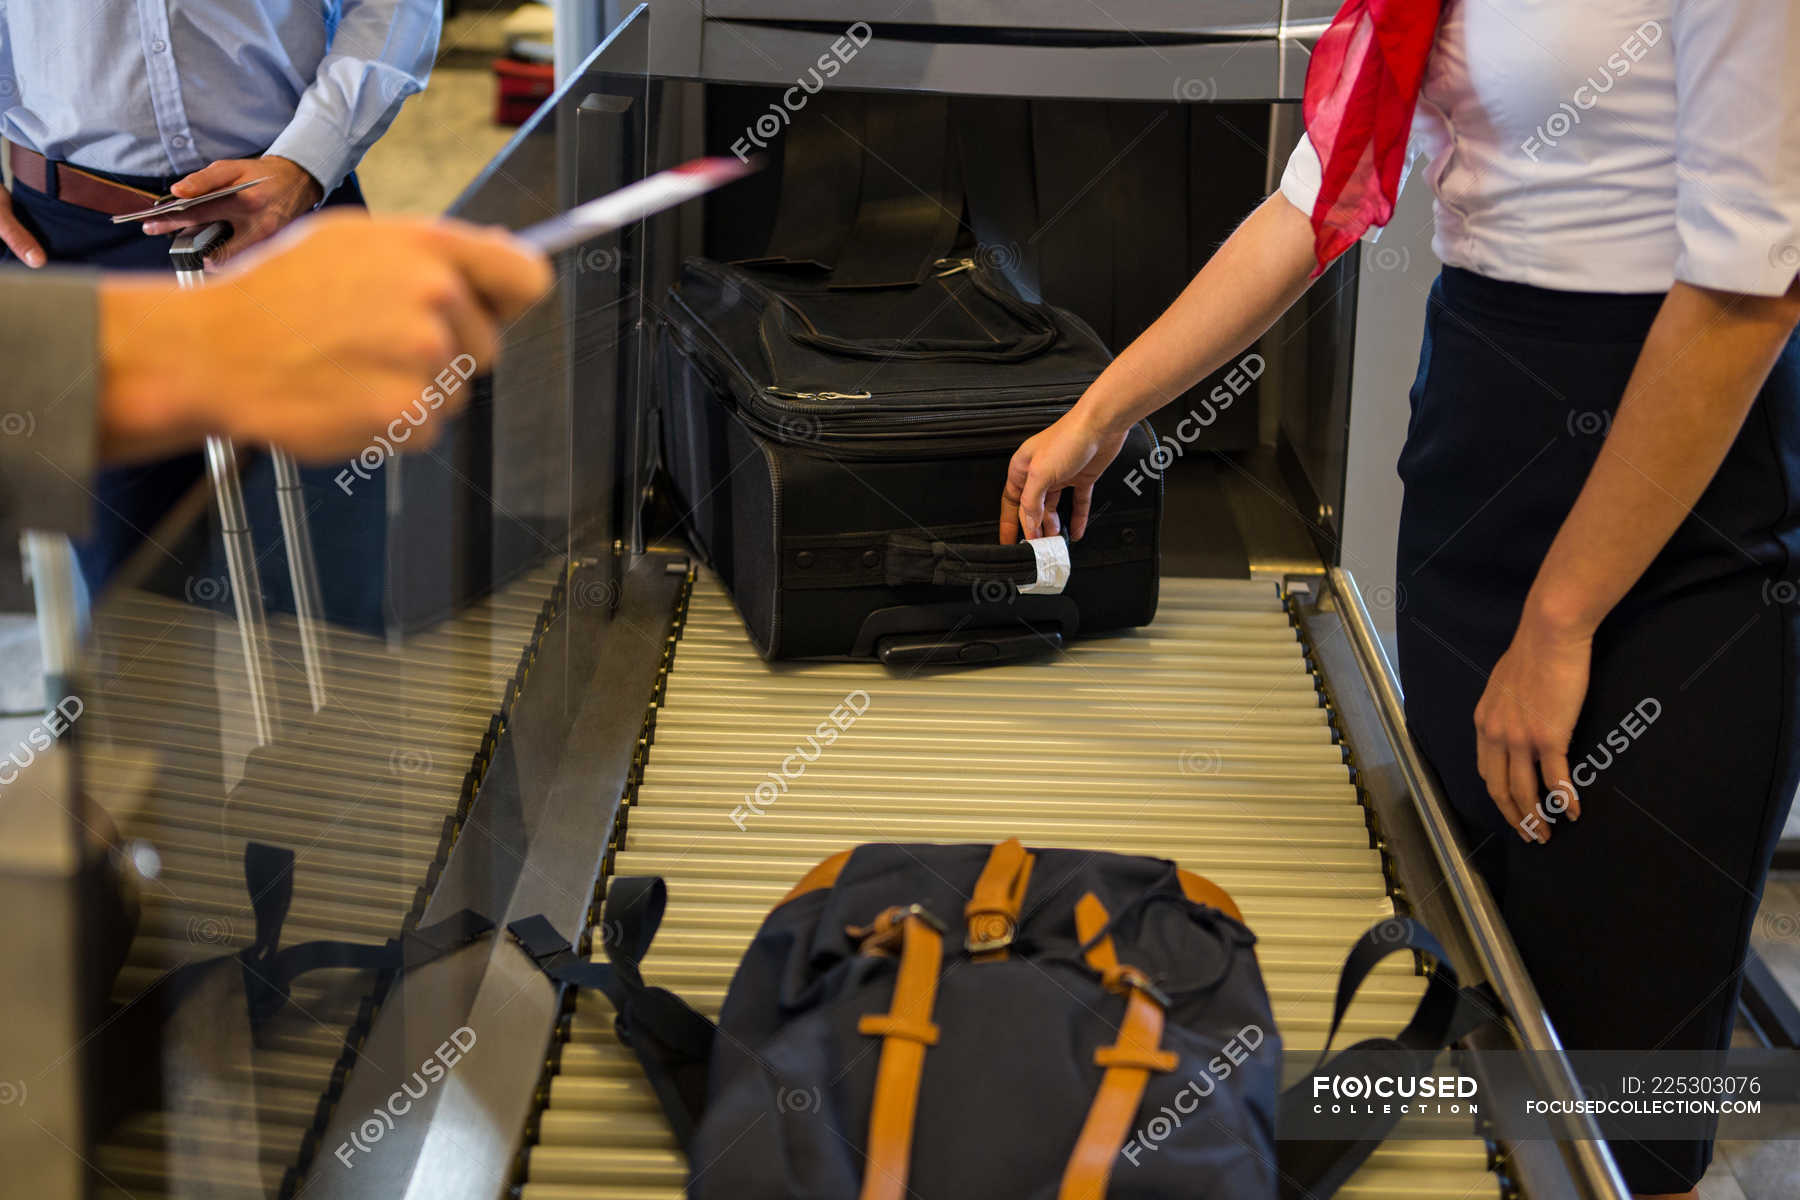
[656, 257, 1161, 663]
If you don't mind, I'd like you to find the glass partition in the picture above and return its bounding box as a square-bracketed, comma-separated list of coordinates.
[57, 14, 655, 1197]
[34, 11, 1380, 1197]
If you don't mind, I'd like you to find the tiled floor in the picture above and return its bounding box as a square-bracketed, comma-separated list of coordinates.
[355, 7, 523, 216]
[1722, 875, 1800, 1197]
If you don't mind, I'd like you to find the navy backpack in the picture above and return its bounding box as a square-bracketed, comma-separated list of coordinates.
[510, 838, 1496, 1199]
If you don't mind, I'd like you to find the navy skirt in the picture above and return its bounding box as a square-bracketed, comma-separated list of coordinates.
[1396, 266, 1800, 1193]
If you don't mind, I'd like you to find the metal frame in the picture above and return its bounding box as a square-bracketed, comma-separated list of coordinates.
[697, 0, 1283, 35]
[21, 532, 83, 701]
[0, 739, 88, 1198]
[628, 0, 1319, 100]
[1312, 568, 1632, 1200]
[300, 552, 685, 1200]
[1741, 949, 1800, 1050]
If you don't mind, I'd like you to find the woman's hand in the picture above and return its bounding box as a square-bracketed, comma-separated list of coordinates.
[998, 407, 1131, 544]
[1469, 280, 1800, 844]
[1473, 606, 1593, 843]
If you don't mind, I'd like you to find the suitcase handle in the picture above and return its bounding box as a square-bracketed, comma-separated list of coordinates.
[770, 268, 1061, 363]
[853, 598, 1080, 660]
[780, 306, 1056, 363]
[883, 535, 1042, 590]
[876, 628, 1062, 667]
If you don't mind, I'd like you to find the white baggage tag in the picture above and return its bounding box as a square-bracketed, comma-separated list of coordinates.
[1019, 536, 1072, 595]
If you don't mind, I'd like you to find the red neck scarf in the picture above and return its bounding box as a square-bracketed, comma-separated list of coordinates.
[1301, 0, 1443, 275]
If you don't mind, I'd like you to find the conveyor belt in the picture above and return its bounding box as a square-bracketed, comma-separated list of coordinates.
[518, 572, 1501, 1198]
[80, 565, 563, 1200]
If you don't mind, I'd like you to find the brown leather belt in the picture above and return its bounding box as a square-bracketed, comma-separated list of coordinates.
[6, 142, 163, 217]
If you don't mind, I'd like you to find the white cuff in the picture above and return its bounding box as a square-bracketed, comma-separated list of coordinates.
[1674, 173, 1800, 297]
[266, 111, 356, 201]
[1279, 131, 1323, 219]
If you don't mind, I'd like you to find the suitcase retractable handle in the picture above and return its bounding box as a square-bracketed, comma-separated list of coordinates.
[875, 629, 1062, 668]
[172, 221, 330, 741]
[169, 222, 232, 280]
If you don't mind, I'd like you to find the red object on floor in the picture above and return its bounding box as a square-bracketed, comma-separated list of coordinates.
[493, 57, 555, 127]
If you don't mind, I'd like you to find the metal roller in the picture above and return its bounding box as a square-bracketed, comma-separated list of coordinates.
[623, 820, 1378, 858]
[630, 772, 1356, 805]
[657, 697, 1334, 729]
[520, 573, 1501, 1197]
[83, 565, 560, 1197]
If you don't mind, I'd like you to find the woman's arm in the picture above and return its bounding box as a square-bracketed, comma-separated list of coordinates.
[998, 190, 1321, 543]
[1478, 278, 1800, 841]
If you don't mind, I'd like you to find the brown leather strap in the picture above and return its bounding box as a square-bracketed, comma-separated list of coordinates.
[779, 848, 853, 907]
[5, 142, 161, 216]
[6, 142, 48, 193]
[1058, 892, 1178, 1200]
[1177, 868, 1244, 923]
[855, 906, 943, 1200]
[964, 837, 1035, 960]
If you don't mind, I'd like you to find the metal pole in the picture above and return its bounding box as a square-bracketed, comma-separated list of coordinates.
[172, 223, 281, 743]
[271, 451, 329, 711]
[1329, 566, 1633, 1200]
[175, 218, 332, 717]
[20, 531, 82, 705]
[198, 435, 278, 744]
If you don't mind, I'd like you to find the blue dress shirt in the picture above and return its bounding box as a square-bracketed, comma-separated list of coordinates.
[0, 1, 440, 195]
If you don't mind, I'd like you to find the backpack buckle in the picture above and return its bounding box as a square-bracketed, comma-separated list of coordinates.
[851, 904, 947, 955]
[964, 913, 1016, 956]
[1110, 965, 1172, 1009]
[902, 903, 947, 934]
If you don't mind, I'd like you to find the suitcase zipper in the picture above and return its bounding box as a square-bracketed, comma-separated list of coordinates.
[764, 387, 873, 402]
[765, 443, 785, 654]
[761, 383, 1073, 411]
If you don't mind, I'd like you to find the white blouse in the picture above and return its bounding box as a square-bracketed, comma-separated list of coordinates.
[1280, 0, 1800, 296]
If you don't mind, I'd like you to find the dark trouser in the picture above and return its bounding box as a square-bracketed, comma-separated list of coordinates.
[2, 164, 387, 633]
[1397, 266, 1800, 1193]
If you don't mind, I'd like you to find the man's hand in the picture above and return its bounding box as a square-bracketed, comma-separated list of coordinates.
[0, 188, 47, 268]
[998, 407, 1131, 545]
[97, 214, 553, 463]
[140, 156, 325, 263]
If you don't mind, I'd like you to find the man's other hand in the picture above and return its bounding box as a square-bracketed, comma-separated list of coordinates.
[141, 156, 325, 262]
[0, 188, 48, 268]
